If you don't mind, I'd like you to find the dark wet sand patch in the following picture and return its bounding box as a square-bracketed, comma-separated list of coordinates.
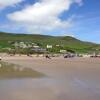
[0, 61, 45, 79]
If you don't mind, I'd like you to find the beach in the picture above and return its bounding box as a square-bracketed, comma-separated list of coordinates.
[0, 56, 100, 100]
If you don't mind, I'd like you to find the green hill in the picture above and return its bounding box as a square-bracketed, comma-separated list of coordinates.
[0, 31, 100, 53]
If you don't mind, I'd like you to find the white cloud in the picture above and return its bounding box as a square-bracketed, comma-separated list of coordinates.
[0, 0, 24, 9]
[7, 0, 83, 33]
[75, 0, 83, 6]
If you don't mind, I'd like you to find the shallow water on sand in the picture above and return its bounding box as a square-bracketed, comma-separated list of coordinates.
[0, 78, 67, 100]
[0, 77, 100, 100]
[1, 57, 100, 100]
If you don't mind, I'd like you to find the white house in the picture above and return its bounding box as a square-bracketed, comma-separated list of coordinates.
[19, 42, 27, 48]
[60, 50, 67, 53]
[33, 45, 40, 48]
[56, 45, 60, 47]
[47, 45, 52, 49]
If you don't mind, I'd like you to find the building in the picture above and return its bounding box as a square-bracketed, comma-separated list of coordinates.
[47, 45, 52, 49]
[60, 50, 67, 53]
[31, 48, 47, 53]
[33, 45, 40, 48]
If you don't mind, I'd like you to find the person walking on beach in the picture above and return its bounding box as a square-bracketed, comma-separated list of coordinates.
[45, 55, 51, 59]
[0, 57, 2, 60]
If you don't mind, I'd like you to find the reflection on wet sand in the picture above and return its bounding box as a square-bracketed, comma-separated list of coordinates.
[0, 57, 100, 100]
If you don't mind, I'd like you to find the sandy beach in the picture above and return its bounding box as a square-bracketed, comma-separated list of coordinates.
[0, 56, 100, 100]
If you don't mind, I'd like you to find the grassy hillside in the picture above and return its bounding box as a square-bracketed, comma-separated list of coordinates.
[0, 31, 100, 53]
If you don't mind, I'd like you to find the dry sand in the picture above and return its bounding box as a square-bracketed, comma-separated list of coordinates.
[0, 56, 100, 100]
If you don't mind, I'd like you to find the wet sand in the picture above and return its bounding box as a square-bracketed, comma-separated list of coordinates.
[1, 56, 100, 100]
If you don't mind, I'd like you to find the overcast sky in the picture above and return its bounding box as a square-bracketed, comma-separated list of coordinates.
[0, 0, 100, 43]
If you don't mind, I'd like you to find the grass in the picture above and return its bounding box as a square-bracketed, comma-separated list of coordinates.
[0, 31, 100, 53]
[0, 61, 45, 79]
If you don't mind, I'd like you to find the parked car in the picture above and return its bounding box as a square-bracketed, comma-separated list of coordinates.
[64, 54, 75, 58]
[90, 55, 100, 58]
